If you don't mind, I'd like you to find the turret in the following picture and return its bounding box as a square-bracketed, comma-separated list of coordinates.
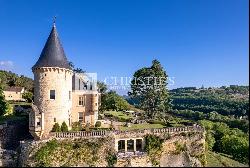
[30, 23, 72, 138]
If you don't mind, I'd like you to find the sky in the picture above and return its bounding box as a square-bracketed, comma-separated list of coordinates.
[0, 0, 249, 95]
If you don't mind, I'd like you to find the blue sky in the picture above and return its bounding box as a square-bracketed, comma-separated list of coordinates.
[0, 0, 249, 95]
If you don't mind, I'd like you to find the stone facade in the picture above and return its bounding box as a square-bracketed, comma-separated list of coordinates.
[30, 67, 99, 139]
[32, 67, 73, 137]
[3, 87, 25, 101]
[71, 91, 99, 126]
[29, 25, 99, 139]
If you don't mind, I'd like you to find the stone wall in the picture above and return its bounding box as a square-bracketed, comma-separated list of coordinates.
[18, 126, 205, 167]
[0, 120, 32, 167]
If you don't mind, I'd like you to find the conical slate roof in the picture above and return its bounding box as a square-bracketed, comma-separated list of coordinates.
[32, 24, 71, 70]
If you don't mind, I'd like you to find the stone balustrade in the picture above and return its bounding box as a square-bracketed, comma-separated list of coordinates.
[49, 125, 204, 139]
[153, 125, 204, 134]
[51, 130, 108, 138]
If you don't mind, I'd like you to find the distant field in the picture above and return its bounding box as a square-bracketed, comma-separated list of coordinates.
[206, 151, 248, 167]
[119, 123, 164, 131]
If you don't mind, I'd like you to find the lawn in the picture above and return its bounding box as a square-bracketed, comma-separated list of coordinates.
[104, 111, 134, 121]
[206, 151, 248, 167]
[119, 123, 165, 131]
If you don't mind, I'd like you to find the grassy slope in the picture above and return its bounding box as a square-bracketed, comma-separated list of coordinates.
[120, 123, 164, 131]
[206, 151, 248, 167]
[104, 111, 133, 120]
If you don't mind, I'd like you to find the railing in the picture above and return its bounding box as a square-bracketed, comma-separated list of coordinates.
[153, 125, 204, 134]
[50, 125, 204, 139]
[52, 130, 109, 138]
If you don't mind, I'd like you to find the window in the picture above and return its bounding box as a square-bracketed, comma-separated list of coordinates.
[136, 139, 143, 151]
[118, 140, 125, 153]
[50, 90, 55, 100]
[69, 91, 71, 100]
[79, 96, 85, 106]
[37, 122, 40, 126]
[78, 112, 84, 122]
[95, 103, 97, 106]
[54, 118, 56, 122]
[127, 139, 134, 152]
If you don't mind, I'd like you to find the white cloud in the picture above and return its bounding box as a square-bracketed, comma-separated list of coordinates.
[0, 60, 14, 71]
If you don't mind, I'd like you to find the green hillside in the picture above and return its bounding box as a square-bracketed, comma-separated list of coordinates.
[206, 151, 248, 167]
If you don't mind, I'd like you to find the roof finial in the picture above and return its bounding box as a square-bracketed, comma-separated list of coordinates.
[53, 16, 57, 27]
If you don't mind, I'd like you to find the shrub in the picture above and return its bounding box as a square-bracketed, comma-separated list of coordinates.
[145, 134, 163, 153]
[106, 151, 117, 167]
[163, 132, 171, 140]
[174, 142, 187, 154]
[61, 121, 68, 132]
[95, 121, 101, 127]
[35, 139, 59, 166]
[85, 123, 90, 132]
[71, 122, 83, 131]
[51, 123, 61, 132]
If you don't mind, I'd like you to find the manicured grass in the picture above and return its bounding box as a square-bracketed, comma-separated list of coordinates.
[120, 123, 164, 131]
[104, 111, 133, 120]
[206, 151, 248, 167]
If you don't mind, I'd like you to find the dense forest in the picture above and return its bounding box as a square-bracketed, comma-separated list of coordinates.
[169, 86, 249, 164]
[170, 86, 249, 117]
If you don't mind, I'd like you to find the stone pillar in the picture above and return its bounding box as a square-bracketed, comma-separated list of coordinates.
[125, 140, 127, 152]
[134, 139, 136, 152]
[142, 138, 145, 151]
[115, 139, 118, 152]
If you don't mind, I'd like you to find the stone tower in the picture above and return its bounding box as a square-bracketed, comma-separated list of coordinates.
[30, 23, 72, 138]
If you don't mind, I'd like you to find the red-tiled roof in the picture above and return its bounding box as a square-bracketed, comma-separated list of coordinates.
[4, 86, 24, 92]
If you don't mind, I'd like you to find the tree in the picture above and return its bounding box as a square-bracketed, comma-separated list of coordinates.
[0, 86, 9, 116]
[68, 61, 85, 73]
[23, 91, 33, 102]
[74, 68, 85, 73]
[97, 81, 108, 112]
[221, 134, 249, 163]
[69, 61, 74, 69]
[51, 123, 61, 132]
[97, 81, 108, 94]
[102, 91, 129, 111]
[61, 121, 68, 132]
[129, 59, 171, 119]
[205, 130, 215, 151]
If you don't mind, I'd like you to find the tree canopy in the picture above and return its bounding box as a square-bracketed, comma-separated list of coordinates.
[129, 59, 171, 119]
